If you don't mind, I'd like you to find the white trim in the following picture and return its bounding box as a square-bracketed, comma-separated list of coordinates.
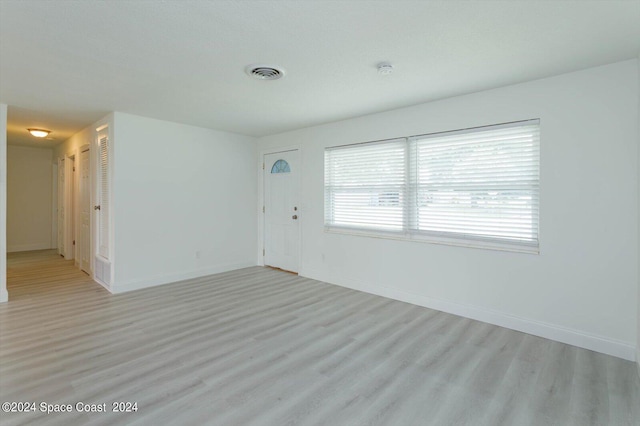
[257, 145, 302, 268]
[93, 115, 115, 285]
[63, 151, 76, 260]
[0, 104, 6, 303]
[56, 156, 64, 256]
[302, 266, 636, 361]
[51, 163, 58, 251]
[93, 276, 112, 293]
[77, 143, 92, 275]
[111, 262, 256, 294]
[325, 227, 540, 254]
[7, 242, 55, 253]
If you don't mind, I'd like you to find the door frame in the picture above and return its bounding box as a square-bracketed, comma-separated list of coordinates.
[258, 146, 302, 272]
[57, 156, 65, 256]
[51, 162, 58, 252]
[59, 143, 92, 271]
[63, 151, 75, 260]
[91, 120, 114, 290]
[77, 144, 92, 274]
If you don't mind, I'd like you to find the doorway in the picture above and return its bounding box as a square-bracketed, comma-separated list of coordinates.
[263, 150, 300, 273]
[78, 147, 91, 273]
[62, 154, 75, 260]
[57, 145, 91, 275]
[57, 157, 65, 256]
[70, 155, 75, 260]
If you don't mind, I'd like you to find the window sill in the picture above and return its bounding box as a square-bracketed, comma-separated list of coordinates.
[324, 226, 539, 255]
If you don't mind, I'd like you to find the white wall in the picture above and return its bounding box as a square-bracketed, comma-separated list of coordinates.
[54, 124, 94, 160]
[0, 104, 7, 302]
[637, 54, 640, 371]
[111, 112, 257, 292]
[7, 145, 54, 252]
[258, 60, 639, 360]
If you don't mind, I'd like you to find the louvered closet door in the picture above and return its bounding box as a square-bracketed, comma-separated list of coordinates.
[97, 133, 109, 260]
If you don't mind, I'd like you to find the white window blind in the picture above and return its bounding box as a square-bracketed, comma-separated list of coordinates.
[325, 139, 406, 231]
[324, 120, 540, 252]
[411, 121, 539, 247]
[98, 133, 110, 259]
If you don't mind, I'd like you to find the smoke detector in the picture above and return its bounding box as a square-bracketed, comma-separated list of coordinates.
[245, 64, 285, 80]
[377, 62, 394, 75]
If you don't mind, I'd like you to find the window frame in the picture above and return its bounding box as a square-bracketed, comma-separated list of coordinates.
[324, 119, 540, 254]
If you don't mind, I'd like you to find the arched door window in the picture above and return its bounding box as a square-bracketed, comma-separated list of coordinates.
[271, 159, 291, 174]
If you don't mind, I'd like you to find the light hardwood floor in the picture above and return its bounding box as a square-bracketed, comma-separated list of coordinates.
[1, 250, 639, 426]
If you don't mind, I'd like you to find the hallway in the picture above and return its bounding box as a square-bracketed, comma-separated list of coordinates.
[6, 249, 105, 301]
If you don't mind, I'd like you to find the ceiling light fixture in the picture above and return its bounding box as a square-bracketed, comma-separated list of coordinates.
[377, 62, 394, 75]
[245, 64, 285, 80]
[28, 128, 51, 138]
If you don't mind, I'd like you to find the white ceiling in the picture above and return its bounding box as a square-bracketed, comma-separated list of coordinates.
[1, 1, 639, 146]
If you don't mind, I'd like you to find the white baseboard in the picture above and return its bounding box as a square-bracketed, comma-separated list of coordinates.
[111, 262, 257, 294]
[0, 288, 7, 303]
[7, 242, 54, 253]
[301, 266, 636, 362]
[93, 276, 111, 293]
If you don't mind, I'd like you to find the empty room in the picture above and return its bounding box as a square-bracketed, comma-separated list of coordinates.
[0, 1, 639, 425]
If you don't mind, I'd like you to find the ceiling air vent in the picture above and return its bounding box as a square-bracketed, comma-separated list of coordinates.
[245, 64, 285, 80]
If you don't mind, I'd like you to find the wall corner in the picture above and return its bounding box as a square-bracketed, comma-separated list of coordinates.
[0, 104, 7, 303]
[636, 54, 640, 376]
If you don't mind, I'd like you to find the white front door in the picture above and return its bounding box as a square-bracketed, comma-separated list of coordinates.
[79, 149, 91, 274]
[264, 150, 299, 273]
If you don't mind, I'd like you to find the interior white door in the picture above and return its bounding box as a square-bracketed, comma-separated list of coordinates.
[58, 158, 65, 256]
[79, 149, 91, 273]
[264, 150, 299, 273]
[71, 157, 75, 259]
[67, 156, 75, 260]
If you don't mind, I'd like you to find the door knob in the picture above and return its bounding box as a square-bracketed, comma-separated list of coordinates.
[292, 215, 298, 220]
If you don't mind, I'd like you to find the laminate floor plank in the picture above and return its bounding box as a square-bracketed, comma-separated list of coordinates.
[1, 250, 639, 425]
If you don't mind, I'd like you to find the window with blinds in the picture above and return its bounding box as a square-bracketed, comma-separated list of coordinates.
[324, 120, 540, 252]
[325, 139, 406, 232]
[98, 131, 110, 259]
